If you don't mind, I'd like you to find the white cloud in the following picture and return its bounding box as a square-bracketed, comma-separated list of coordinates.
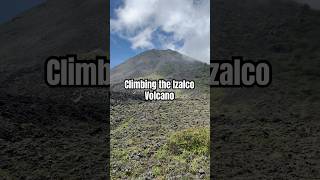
[129, 27, 154, 49]
[111, 0, 210, 63]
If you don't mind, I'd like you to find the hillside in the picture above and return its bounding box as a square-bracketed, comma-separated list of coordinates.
[111, 49, 209, 97]
[0, 0, 109, 179]
[111, 49, 208, 83]
[0, 0, 108, 96]
[110, 50, 210, 179]
[211, 0, 320, 179]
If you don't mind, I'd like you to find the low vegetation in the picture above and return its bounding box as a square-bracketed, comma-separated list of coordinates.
[154, 127, 210, 179]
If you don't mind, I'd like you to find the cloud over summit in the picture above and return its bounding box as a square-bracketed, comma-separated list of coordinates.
[111, 0, 210, 63]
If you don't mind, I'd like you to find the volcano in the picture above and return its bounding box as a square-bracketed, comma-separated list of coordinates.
[111, 49, 208, 83]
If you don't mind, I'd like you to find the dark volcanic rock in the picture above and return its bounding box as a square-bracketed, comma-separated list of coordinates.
[211, 0, 320, 179]
[0, 0, 109, 179]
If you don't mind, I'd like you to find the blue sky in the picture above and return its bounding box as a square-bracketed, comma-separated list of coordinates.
[110, 0, 142, 68]
[0, 0, 46, 24]
[110, 0, 210, 68]
[110, 34, 145, 68]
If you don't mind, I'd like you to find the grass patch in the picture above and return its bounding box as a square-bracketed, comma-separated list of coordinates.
[166, 127, 209, 155]
[111, 117, 134, 135]
[154, 127, 210, 178]
[152, 166, 162, 176]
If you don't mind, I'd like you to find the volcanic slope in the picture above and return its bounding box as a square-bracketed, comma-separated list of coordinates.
[211, 0, 320, 179]
[110, 49, 210, 179]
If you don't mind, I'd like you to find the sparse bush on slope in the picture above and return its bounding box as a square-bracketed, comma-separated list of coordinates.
[167, 127, 209, 155]
[154, 127, 210, 179]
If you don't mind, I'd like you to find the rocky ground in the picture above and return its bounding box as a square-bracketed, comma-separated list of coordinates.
[0, 88, 109, 179]
[109, 49, 210, 179]
[211, 0, 320, 179]
[211, 75, 320, 179]
[111, 92, 209, 179]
